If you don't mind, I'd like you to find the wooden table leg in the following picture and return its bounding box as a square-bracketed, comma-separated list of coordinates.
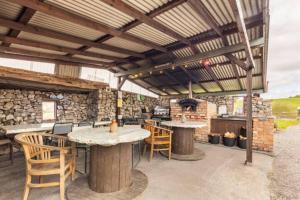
[89, 143, 132, 193]
[172, 127, 194, 155]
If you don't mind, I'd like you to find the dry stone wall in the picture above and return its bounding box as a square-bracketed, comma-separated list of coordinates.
[0, 89, 89, 126]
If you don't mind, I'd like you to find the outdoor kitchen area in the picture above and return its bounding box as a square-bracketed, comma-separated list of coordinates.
[0, 0, 277, 199]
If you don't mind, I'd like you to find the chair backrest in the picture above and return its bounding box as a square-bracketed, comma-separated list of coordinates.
[78, 121, 92, 127]
[144, 119, 156, 126]
[52, 122, 73, 135]
[144, 125, 172, 140]
[15, 133, 68, 161]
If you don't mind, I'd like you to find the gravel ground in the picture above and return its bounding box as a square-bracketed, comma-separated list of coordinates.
[270, 125, 300, 200]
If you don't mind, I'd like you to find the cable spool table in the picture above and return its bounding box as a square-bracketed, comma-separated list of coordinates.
[161, 121, 207, 161]
[67, 125, 150, 200]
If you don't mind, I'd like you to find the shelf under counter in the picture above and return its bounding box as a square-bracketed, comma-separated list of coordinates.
[210, 118, 246, 136]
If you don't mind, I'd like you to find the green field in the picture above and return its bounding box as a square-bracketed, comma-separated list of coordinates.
[272, 96, 300, 119]
[272, 96, 300, 129]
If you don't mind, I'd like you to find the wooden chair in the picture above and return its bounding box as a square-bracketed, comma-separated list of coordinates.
[0, 138, 13, 164]
[143, 125, 173, 161]
[15, 133, 76, 200]
[144, 119, 156, 126]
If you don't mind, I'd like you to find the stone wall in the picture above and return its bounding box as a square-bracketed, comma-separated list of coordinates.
[0, 89, 89, 126]
[86, 89, 159, 121]
[160, 95, 272, 118]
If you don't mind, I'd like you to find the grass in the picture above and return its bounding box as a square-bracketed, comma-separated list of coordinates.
[272, 96, 300, 119]
[275, 119, 300, 129]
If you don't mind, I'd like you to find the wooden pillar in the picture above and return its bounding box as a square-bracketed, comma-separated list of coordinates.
[116, 77, 122, 126]
[246, 68, 253, 163]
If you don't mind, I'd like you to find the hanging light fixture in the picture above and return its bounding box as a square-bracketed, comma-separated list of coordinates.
[202, 59, 210, 66]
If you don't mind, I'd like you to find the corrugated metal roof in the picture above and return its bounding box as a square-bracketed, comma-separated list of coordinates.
[46, 0, 134, 29]
[202, 0, 234, 25]
[86, 47, 129, 58]
[196, 38, 224, 53]
[0, 0, 23, 20]
[127, 23, 177, 46]
[155, 2, 210, 38]
[29, 12, 105, 40]
[0, 26, 9, 35]
[212, 64, 235, 79]
[241, 75, 262, 89]
[202, 82, 222, 92]
[220, 79, 240, 91]
[123, 0, 168, 14]
[103, 37, 151, 53]
[173, 47, 194, 58]
[56, 64, 80, 78]
[73, 55, 112, 63]
[192, 84, 205, 93]
[18, 32, 82, 49]
[10, 43, 66, 55]
[240, 0, 263, 18]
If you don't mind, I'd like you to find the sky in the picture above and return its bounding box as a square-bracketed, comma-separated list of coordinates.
[261, 0, 300, 99]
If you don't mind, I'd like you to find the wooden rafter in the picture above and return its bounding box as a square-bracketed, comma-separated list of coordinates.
[231, 62, 243, 90]
[0, 17, 145, 58]
[10, 0, 168, 53]
[2, 6, 36, 47]
[0, 52, 106, 69]
[229, 0, 256, 69]
[101, 0, 191, 47]
[203, 65, 224, 91]
[117, 75, 128, 90]
[115, 38, 264, 76]
[72, 0, 187, 55]
[0, 45, 114, 67]
[164, 70, 189, 91]
[151, 75, 182, 95]
[0, 65, 107, 90]
[0, 35, 131, 62]
[179, 66, 208, 93]
[138, 78, 168, 95]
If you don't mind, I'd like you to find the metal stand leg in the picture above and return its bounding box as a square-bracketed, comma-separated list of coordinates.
[9, 143, 13, 164]
[84, 148, 88, 174]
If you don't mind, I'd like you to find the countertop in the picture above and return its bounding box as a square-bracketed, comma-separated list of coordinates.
[161, 121, 207, 128]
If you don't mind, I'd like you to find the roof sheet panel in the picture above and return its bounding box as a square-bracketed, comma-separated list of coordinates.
[212, 64, 235, 79]
[240, 75, 263, 90]
[0, 26, 9, 35]
[29, 12, 105, 40]
[127, 23, 177, 46]
[18, 32, 82, 49]
[73, 55, 112, 63]
[202, 81, 222, 92]
[123, 0, 169, 14]
[86, 47, 129, 58]
[220, 79, 240, 91]
[103, 37, 151, 53]
[46, 0, 134, 29]
[154, 2, 210, 38]
[10, 43, 66, 55]
[0, 0, 23, 20]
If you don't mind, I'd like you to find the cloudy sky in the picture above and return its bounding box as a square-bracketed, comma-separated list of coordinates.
[261, 0, 300, 99]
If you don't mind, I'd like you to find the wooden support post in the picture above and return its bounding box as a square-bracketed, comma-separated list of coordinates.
[116, 77, 122, 126]
[245, 68, 253, 164]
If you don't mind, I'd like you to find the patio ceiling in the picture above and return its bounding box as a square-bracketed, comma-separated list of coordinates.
[0, 0, 269, 96]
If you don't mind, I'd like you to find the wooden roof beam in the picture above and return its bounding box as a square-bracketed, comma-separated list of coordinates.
[188, 0, 249, 71]
[229, 0, 256, 69]
[179, 66, 208, 93]
[69, 0, 187, 56]
[115, 38, 264, 76]
[10, 0, 168, 53]
[2, 6, 36, 47]
[139, 78, 168, 95]
[0, 35, 131, 63]
[0, 17, 145, 58]
[0, 45, 114, 67]
[0, 52, 105, 69]
[164, 70, 189, 91]
[101, 0, 191, 47]
[0, 65, 108, 90]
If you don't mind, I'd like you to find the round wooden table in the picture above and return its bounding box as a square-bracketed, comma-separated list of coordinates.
[161, 121, 207, 161]
[68, 125, 150, 196]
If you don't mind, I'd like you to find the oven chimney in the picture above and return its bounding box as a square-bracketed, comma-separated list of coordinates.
[188, 80, 192, 99]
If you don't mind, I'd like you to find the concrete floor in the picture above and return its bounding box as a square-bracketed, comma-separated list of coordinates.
[0, 143, 273, 200]
[270, 125, 300, 200]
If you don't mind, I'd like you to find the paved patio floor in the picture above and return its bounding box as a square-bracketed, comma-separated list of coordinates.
[0, 142, 273, 200]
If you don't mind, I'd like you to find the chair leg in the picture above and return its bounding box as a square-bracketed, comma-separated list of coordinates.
[84, 148, 88, 174]
[168, 144, 172, 160]
[9, 143, 13, 164]
[143, 143, 147, 156]
[150, 144, 154, 161]
[60, 177, 65, 200]
[23, 174, 31, 200]
[39, 176, 43, 183]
